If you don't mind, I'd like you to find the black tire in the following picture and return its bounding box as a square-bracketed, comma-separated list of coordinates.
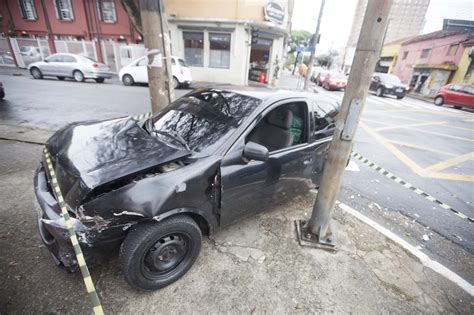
[119, 215, 202, 291]
[95, 78, 105, 83]
[396, 95, 405, 100]
[173, 77, 180, 89]
[0, 91, 4, 99]
[30, 67, 43, 79]
[57, 76, 65, 81]
[434, 96, 444, 106]
[73, 70, 85, 82]
[122, 74, 134, 86]
[376, 87, 384, 97]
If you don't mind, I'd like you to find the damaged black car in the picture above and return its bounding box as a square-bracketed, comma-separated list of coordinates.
[34, 88, 339, 290]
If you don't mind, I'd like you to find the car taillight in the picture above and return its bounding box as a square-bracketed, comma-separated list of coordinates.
[92, 63, 99, 68]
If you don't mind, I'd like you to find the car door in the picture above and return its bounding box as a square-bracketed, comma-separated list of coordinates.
[41, 54, 63, 76]
[219, 99, 316, 227]
[446, 84, 463, 105]
[461, 85, 474, 108]
[132, 57, 148, 83]
[60, 55, 78, 77]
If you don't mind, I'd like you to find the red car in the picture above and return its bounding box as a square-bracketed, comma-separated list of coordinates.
[434, 83, 474, 109]
[323, 72, 348, 91]
[314, 70, 330, 86]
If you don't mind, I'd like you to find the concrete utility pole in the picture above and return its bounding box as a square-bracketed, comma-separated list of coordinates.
[297, 0, 393, 248]
[303, 0, 325, 91]
[140, 0, 174, 113]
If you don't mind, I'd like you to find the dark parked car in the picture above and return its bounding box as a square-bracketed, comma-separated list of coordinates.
[369, 72, 407, 99]
[34, 88, 339, 290]
[0, 82, 4, 99]
[434, 83, 474, 109]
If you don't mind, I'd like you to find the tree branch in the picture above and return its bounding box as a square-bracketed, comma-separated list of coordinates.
[121, 0, 143, 35]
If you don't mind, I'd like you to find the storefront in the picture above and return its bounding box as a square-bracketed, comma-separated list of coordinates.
[167, 1, 289, 86]
[409, 64, 458, 97]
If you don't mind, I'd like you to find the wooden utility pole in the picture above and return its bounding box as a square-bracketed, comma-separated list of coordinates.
[303, 0, 325, 91]
[140, 0, 174, 113]
[298, 0, 393, 247]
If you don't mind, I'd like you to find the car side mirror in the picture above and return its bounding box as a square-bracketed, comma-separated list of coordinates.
[243, 142, 269, 162]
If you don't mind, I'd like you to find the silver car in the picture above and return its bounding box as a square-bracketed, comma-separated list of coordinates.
[28, 53, 112, 83]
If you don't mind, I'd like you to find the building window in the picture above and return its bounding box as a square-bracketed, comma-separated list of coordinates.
[54, 0, 74, 21]
[183, 32, 203, 67]
[18, 0, 37, 20]
[97, 1, 117, 23]
[209, 33, 231, 69]
[420, 48, 431, 58]
[447, 44, 458, 56]
[402, 51, 408, 60]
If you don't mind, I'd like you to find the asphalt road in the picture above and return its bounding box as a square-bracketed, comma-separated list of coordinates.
[0, 68, 473, 281]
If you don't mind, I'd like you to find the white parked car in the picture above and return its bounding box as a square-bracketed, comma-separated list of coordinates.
[119, 56, 192, 88]
[28, 53, 112, 83]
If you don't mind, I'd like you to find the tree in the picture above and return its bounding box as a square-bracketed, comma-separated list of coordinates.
[121, 0, 143, 35]
[288, 30, 312, 54]
[316, 54, 333, 68]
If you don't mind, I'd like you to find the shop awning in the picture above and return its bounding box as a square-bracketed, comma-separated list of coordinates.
[412, 64, 458, 71]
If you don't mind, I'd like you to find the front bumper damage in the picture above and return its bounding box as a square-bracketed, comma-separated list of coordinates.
[34, 164, 124, 269]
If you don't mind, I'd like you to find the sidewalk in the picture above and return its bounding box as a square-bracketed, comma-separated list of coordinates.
[1, 123, 472, 313]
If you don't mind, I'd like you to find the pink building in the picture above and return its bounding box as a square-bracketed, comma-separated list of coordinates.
[391, 30, 473, 97]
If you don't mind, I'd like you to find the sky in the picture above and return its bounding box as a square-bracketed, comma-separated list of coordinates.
[291, 0, 474, 55]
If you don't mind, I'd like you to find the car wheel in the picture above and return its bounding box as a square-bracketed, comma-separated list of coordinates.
[0, 91, 4, 99]
[30, 67, 43, 79]
[73, 70, 85, 82]
[119, 215, 202, 291]
[396, 95, 405, 100]
[95, 78, 105, 83]
[122, 74, 134, 86]
[173, 77, 179, 89]
[376, 87, 384, 97]
[434, 96, 444, 106]
[57, 76, 65, 81]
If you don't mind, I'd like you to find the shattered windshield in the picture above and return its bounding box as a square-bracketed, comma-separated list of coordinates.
[150, 90, 261, 153]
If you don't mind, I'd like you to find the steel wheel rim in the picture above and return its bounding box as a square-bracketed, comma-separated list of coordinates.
[141, 232, 190, 280]
[74, 72, 83, 81]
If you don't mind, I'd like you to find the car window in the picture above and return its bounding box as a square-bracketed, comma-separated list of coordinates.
[448, 84, 462, 92]
[246, 102, 308, 152]
[178, 58, 188, 67]
[151, 90, 261, 153]
[312, 100, 338, 140]
[47, 55, 64, 62]
[136, 58, 148, 66]
[62, 55, 76, 63]
[463, 86, 474, 95]
[171, 58, 176, 65]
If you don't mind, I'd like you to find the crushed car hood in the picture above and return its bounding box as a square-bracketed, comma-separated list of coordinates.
[45, 117, 190, 208]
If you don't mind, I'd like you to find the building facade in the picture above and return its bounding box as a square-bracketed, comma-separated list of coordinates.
[0, 0, 294, 85]
[166, 0, 294, 85]
[343, 0, 430, 73]
[391, 30, 474, 97]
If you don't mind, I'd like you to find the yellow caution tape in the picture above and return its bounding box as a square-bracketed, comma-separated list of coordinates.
[43, 147, 104, 315]
[351, 151, 473, 223]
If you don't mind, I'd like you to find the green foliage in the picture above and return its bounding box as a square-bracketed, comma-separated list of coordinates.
[316, 54, 333, 68]
[288, 30, 312, 54]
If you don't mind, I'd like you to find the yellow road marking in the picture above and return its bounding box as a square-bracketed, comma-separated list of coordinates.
[404, 127, 474, 142]
[376, 121, 447, 131]
[425, 152, 474, 173]
[387, 140, 456, 157]
[360, 122, 474, 182]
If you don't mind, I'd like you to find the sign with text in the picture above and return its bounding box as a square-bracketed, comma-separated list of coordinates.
[264, 1, 285, 25]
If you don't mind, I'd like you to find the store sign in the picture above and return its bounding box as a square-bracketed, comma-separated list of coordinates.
[264, 1, 285, 25]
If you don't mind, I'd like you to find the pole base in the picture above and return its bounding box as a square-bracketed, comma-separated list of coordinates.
[295, 220, 336, 251]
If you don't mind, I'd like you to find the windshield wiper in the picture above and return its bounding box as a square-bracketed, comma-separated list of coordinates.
[148, 121, 191, 151]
